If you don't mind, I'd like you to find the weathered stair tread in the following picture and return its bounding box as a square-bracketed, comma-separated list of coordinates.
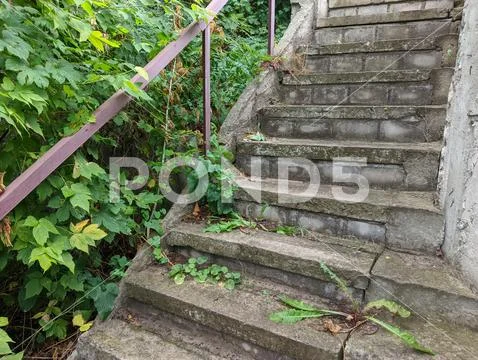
[165, 222, 380, 288]
[75, 319, 201, 360]
[299, 37, 440, 55]
[329, 0, 453, 10]
[124, 267, 346, 360]
[237, 138, 442, 163]
[317, 8, 449, 28]
[373, 249, 478, 299]
[235, 177, 440, 217]
[259, 104, 446, 118]
[282, 69, 438, 85]
[345, 317, 478, 360]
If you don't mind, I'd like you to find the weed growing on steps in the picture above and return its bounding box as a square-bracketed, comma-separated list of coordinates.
[269, 262, 435, 355]
[203, 213, 256, 233]
[149, 236, 241, 290]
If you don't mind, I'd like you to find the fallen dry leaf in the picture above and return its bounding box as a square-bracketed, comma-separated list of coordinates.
[324, 319, 342, 335]
[193, 202, 201, 220]
[0, 217, 12, 247]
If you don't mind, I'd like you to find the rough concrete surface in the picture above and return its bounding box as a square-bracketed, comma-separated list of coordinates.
[439, 0, 478, 290]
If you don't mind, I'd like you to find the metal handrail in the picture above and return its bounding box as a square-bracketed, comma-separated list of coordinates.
[0, 0, 276, 220]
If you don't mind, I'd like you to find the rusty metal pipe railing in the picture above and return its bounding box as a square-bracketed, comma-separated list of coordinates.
[268, 0, 276, 56]
[202, 24, 212, 152]
[0, 0, 278, 220]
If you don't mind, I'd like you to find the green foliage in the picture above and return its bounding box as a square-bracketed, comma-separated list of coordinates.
[168, 256, 241, 290]
[364, 299, 411, 318]
[0, 0, 291, 354]
[0, 317, 23, 359]
[204, 213, 256, 233]
[366, 317, 435, 355]
[275, 225, 300, 236]
[246, 131, 266, 142]
[268, 265, 435, 356]
[319, 261, 359, 311]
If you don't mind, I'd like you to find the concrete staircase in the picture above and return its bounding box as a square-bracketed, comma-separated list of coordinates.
[73, 1, 478, 359]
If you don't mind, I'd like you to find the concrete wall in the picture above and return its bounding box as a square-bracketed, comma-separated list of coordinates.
[439, 0, 478, 289]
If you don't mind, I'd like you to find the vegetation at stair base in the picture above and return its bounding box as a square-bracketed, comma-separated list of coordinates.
[0, 0, 291, 357]
[270, 262, 435, 356]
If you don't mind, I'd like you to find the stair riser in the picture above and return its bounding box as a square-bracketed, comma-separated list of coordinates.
[317, 8, 449, 28]
[280, 69, 453, 106]
[367, 279, 478, 330]
[260, 108, 446, 143]
[123, 281, 341, 360]
[328, 0, 453, 17]
[305, 50, 447, 73]
[235, 194, 443, 253]
[236, 155, 438, 191]
[120, 300, 290, 360]
[314, 19, 457, 45]
[174, 246, 366, 302]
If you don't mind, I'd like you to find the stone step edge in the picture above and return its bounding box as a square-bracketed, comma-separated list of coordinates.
[329, 0, 452, 10]
[74, 319, 200, 360]
[297, 35, 457, 55]
[124, 267, 346, 359]
[236, 139, 442, 164]
[234, 177, 441, 218]
[281, 68, 452, 86]
[165, 223, 380, 289]
[258, 104, 446, 119]
[165, 224, 478, 314]
[316, 8, 450, 28]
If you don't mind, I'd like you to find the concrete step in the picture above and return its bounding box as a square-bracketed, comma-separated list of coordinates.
[317, 8, 450, 28]
[234, 177, 443, 253]
[345, 317, 478, 359]
[236, 138, 442, 190]
[164, 223, 478, 330]
[279, 69, 453, 106]
[298, 35, 458, 56]
[259, 105, 446, 143]
[124, 266, 347, 360]
[367, 250, 478, 330]
[165, 222, 382, 301]
[74, 319, 205, 360]
[301, 36, 458, 72]
[327, 0, 454, 18]
[314, 19, 457, 45]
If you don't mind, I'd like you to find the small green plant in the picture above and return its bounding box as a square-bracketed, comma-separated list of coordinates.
[275, 225, 301, 236]
[168, 256, 241, 290]
[269, 262, 435, 355]
[246, 131, 266, 141]
[109, 255, 131, 279]
[0, 317, 23, 359]
[148, 236, 169, 265]
[204, 213, 256, 233]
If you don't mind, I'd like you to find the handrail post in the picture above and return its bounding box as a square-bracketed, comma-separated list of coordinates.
[202, 23, 211, 153]
[268, 0, 276, 56]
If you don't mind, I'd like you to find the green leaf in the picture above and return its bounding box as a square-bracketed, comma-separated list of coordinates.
[70, 193, 91, 212]
[17, 65, 50, 88]
[70, 234, 91, 253]
[135, 66, 149, 81]
[269, 309, 325, 324]
[83, 224, 107, 241]
[32, 219, 59, 246]
[364, 299, 411, 318]
[2, 352, 24, 360]
[366, 317, 435, 355]
[69, 18, 92, 42]
[279, 296, 320, 312]
[0, 318, 8, 327]
[25, 278, 43, 299]
[61, 253, 75, 273]
[174, 273, 185, 285]
[29, 248, 55, 272]
[89, 283, 119, 320]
